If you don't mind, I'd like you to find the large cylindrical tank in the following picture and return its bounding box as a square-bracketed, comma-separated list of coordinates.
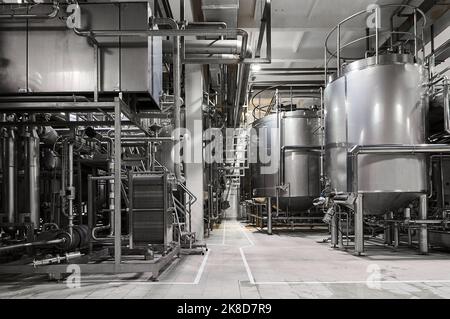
[251, 109, 321, 212]
[324, 54, 428, 215]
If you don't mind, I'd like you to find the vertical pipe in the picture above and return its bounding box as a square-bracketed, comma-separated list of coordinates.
[384, 212, 392, 245]
[114, 97, 122, 269]
[419, 194, 428, 254]
[443, 78, 450, 134]
[330, 211, 338, 248]
[108, 159, 115, 236]
[267, 197, 272, 235]
[375, 8, 379, 64]
[67, 142, 74, 236]
[128, 171, 134, 249]
[94, 43, 99, 102]
[27, 126, 40, 229]
[338, 212, 343, 248]
[87, 175, 93, 253]
[4, 129, 16, 223]
[413, 9, 418, 60]
[173, 30, 182, 180]
[336, 24, 341, 77]
[354, 194, 364, 255]
[393, 223, 399, 248]
[404, 207, 411, 220]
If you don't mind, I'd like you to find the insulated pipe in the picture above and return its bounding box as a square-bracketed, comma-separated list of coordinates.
[27, 126, 40, 229]
[164, 40, 241, 55]
[419, 194, 428, 254]
[443, 78, 450, 134]
[153, 18, 182, 180]
[73, 27, 249, 62]
[67, 143, 74, 237]
[4, 129, 16, 224]
[350, 144, 450, 154]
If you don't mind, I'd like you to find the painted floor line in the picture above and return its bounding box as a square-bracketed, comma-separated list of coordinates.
[253, 279, 450, 285]
[194, 249, 210, 284]
[239, 247, 255, 285]
[102, 250, 211, 286]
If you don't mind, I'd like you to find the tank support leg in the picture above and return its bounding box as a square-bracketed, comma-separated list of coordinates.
[267, 197, 272, 235]
[354, 194, 364, 255]
[419, 194, 428, 255]
[331, 212, 338, 248]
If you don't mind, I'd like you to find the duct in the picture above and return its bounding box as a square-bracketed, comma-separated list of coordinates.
[201, 0, 239, 33]
[0, 1, 59, 20]
[151, 17, 182, 181]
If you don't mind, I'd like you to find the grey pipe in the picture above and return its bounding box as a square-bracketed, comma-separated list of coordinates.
[0, 238, 64, 253]
[67, 143, 74, 237]
[4, 129, 16, 224]
[443, 77, 450, 134]
[27, 126, 40, 229]
[153, 18, 182, 180]
[350, 144, 450, 154]
[419, 194, 428, 254]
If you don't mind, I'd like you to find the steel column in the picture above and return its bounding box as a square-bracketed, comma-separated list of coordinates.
[114, 98, 122, 269]
[267, 197, 272, 235]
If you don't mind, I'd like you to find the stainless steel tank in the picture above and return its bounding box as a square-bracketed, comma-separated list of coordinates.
[324, 54, 428, 215]
[251, 109, 321, 212]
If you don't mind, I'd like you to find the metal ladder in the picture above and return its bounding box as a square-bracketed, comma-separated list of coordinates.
[224, 128, 249, 189]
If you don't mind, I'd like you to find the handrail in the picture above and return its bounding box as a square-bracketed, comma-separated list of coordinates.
[0, 1, 60, 20]
[178, 181, 197, 205]
[324, 4, 427, 79]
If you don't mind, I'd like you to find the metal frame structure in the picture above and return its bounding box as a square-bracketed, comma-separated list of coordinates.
[0, 96, 180, 278]
[348, 144, 450, 255]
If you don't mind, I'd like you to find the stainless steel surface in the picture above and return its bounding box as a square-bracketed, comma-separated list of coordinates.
[27, 127, 40, 228]
[325, 54, 428, 215]
[3, 129, 16, 223]
[0, 3, 160, 97]
[419, 194, 428, 254]
[267, 197, 272, 235]
[354, 194, 364, 255]
[251, 109, 321, 211]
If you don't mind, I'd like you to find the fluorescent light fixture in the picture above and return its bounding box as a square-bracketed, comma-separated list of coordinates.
[251, 64, 261, 72]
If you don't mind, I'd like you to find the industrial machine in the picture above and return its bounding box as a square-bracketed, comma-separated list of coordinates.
[0, 0, 272, 279]
[249, 105, 324, 232]
[320, 4, 450, 255]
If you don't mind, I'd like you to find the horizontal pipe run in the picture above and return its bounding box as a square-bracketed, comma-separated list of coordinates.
[0, 239, 64, 253]
[349, 144, 450, 154]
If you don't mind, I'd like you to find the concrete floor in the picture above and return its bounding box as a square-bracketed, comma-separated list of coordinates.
[1, 219, 450, 299]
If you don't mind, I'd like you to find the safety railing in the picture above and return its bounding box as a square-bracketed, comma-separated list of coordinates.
[324, 4, 427, 82]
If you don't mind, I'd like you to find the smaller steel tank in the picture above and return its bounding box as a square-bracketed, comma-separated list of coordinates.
[251, 109, 321, 212]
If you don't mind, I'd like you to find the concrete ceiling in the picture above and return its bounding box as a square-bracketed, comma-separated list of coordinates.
[238, 0, 425, 69]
